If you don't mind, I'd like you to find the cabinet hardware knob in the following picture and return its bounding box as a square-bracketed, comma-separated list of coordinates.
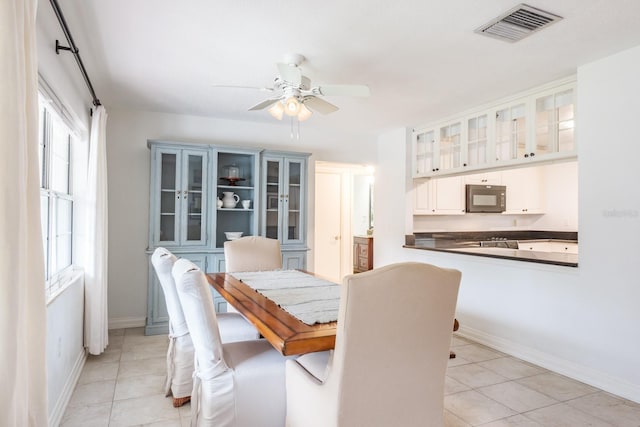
[530, 152, 535, 157]
[463, 163, 467, 167]
[524, 154, 529, 158]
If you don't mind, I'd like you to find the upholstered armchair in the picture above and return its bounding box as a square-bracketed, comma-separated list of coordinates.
[285, 262, 462, 427]
[151, 248, 259, 407]
[172, 258, 291, 427]
[223, 236, 282, 272]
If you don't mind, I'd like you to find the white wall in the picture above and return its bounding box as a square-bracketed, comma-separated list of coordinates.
[374, 45, 640, 402]
[46, 275, 85, 426]
[106, 109, 377, 324]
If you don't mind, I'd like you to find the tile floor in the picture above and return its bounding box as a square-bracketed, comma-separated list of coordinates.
[61, 328, 640, 427]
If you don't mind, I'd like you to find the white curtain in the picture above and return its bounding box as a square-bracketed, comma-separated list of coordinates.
[0, 0, 49, 425]
[84, 105, 109, 354]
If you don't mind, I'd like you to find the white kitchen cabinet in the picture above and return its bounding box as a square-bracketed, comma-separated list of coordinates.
[413, 120, 464, 176]
[413, 129, 436, 176]
[502, 167, 544, 214]
[493, 101, 527, 163]
[464, 113, 492, 169]
[532, 85, 576, 160]
[519, 241, 578, 254]
[412, 78, 576, 178]
[464, 171, 502, 185]
[494, 83, 576, 165]
[413, 176, 465, 215]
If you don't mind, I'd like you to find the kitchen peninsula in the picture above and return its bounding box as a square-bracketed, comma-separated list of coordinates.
[405, 231, 578, 267]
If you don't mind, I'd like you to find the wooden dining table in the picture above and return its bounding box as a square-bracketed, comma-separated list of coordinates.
[206, 272, 337, 356]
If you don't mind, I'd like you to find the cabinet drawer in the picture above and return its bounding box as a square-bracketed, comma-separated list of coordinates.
[358, 245, 369, 257]
[358, 257, 369, 269]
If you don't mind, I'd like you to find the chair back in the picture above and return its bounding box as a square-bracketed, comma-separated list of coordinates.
[333, 262, 461, 426]
[224, 236, 282, 272]
[151, 247, 188, 336]
[172, 258, 227, 374]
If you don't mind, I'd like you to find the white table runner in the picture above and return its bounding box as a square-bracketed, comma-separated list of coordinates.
[230, 270, 340, 325]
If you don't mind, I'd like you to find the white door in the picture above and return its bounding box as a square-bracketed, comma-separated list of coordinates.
[314, 171, 342, 283]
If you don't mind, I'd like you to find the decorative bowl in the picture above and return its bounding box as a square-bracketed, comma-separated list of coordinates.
[224, 231, 243, 240]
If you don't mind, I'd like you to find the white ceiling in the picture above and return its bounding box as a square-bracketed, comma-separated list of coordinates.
[48, 0, 640, 141]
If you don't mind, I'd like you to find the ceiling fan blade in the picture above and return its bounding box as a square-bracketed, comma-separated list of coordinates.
[212, 84, 274, 92]
[316, 84, 370, 97]
[303, 96, 339, 115]
[277, 63, 302, 87]
[248, 98, 281, 111]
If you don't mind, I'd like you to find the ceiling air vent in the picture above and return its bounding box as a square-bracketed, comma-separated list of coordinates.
[475, 4, 562, 43]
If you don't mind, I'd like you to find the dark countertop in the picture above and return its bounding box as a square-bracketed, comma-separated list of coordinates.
[404, 231, 578, 267]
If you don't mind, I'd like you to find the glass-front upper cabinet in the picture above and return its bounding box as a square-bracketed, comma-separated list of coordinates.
[412, 79, 577, 177]
[439, 121, 463, 171]
[534, 86, 575, 158]
[413, 121, 462, 176]
[151, 145, 208, 247]
[413, 130, 436, 176]
[494, 102, 527, 163]
[465, 114, 489, 168]
[262, 152, 309, 247]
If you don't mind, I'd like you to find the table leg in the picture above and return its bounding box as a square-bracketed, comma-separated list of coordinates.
[450, 318, 459, 359]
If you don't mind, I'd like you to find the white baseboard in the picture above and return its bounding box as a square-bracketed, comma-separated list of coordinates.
[458, 325, 640, 404]
[108, 316, 146, 330]
[48, 348, 87, 427]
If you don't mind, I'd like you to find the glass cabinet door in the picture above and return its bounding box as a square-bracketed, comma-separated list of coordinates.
[264, 159, 282, 241]
[153, 147, 208, 247]
[439, 122, 462, 170]
[262, 155, 306, 246]
[535, 88, 575, 156]
[414, 130, 436, 175]
[181, 150, 207, 245]
[283, 158, 304, 245]
[495, 103, 526, 162]
[158, 150, 179, 245]
[466, 114, 488, 167]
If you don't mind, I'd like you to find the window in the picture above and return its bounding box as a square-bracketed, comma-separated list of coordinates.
[38, 96, 77, 296]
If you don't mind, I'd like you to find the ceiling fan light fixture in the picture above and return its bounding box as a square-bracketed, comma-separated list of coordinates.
[297, 103, 312, 122]
[284, 96, 301, 116]
[268, 101, 284, 120]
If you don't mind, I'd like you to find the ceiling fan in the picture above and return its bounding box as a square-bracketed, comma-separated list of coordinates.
[213, 54, 370, 122]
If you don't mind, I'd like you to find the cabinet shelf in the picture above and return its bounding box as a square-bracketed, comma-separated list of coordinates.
[217, 208, 253, 212]
[217, 185, 254, 190]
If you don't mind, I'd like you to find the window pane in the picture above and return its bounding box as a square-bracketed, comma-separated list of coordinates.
[38, 105, 46, 188]
[40, 193, 50, 280]
[50, 117, 70, 193]
[53, 197, 73, 274]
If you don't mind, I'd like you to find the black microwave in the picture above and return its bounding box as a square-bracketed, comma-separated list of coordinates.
[465, 184, 506, 213]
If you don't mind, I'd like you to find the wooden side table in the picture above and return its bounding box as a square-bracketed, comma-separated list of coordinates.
[353, 236, 373, 273]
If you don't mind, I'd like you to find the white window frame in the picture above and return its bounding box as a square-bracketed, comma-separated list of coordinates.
[38, 93, 78, 299]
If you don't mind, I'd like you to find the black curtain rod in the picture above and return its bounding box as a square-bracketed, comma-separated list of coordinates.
[49, 0, 101, 107]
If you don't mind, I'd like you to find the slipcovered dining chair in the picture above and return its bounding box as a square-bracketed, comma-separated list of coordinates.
[172, 258, 291, 427]
[224, 235, 282, 272]
[223, 236, 282, 313]
[151, 248, 259, 407]
[285, 262, 462, 427]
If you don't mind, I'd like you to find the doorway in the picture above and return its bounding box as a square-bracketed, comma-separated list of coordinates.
[314, 162, 374, 283]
